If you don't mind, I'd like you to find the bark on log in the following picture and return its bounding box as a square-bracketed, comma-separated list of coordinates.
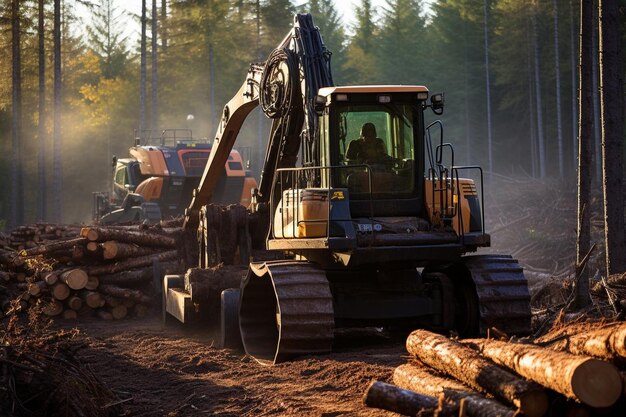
[546, 322, 626, 361]
[97, 262, 179, 286]
[466, 338, 623, 408]
[67, 296, 83, 311]
[98, 284, 151, 304]
[42, 300, 63, 316]
[393, 363, 517, 417]
[18, 237, 87, 257]
[60, 269, 88, 290]
[80, 227, 176, 247]
[51, 283, 70, 301]
[363, 381, 449, 417]
[101, 241, 159, 260]
[81, 291, 104, 309]
[86, 250, 178, 276]
[103, 295, 121, 307]
[406, 330, 548, 417]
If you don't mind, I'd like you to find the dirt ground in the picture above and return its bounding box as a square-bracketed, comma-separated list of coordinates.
[66, 316, 405, 417]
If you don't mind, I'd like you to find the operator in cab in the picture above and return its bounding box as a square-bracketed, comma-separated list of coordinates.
[346, 122, 388, 163]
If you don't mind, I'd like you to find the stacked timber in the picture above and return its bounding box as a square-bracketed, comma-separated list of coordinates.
[0, 222, 185, 321]
[365, 327, 626, 417]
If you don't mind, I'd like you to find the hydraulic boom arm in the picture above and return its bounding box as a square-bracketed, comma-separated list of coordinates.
[184, 14, 333, 229]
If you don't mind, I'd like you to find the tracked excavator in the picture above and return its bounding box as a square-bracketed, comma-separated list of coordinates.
[163, 14, 531, 365]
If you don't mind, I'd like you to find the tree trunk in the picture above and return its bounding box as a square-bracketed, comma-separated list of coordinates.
[97, 262, 178, 285]
[553, 0, 564, 178]
[37, 0, 46, 222]
[140, 0, 147, 133]
[598, 0, 626, 275]
[393, 363, 516, 417]
[66, 295, 82, 311]
[52, 0, 62, 222]
[151, 0, 158, 131]
[592, 11, 602, 182]
[363, 381, 444, 417]
[466, 338, 622, 407]
[98, 284, 151, 304]
[62, 309, 77, 320]
[569, 0, 578, 172]
[43, 300, 63, 316]
[85, 275, 99, 290]
[405, 330, 548, 417]
[532, 4, 546, 178]
[546, 322, 626, 360]
[483, 0, 493, 174]
[576, 0, 594, 307]
[11, 0, 23, 229]
[86, 249, 177, 275]
[81, 291, 104, 309]
[161, 0, 167, 52]
[110, 304, 127, 320]
[80, 227, 176, 247]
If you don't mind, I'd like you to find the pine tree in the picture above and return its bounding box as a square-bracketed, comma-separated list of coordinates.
[86, 0, 129, 80]
[343, 0, 381, 85]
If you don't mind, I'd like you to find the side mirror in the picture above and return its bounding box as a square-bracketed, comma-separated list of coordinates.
[124, 184, 136, 192]
[430, 93, 444, 115]
[112, 155, 118, 167]
[314, 95, 326, 114]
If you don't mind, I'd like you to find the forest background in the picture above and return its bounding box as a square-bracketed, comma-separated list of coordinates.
[0, 0, 625, 226]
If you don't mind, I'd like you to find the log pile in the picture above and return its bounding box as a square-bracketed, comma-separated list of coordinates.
[0, 222, 186, 321]
[365, 326, 626, 416]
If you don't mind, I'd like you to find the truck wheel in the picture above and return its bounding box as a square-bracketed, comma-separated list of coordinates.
[220, 288, 243, 349]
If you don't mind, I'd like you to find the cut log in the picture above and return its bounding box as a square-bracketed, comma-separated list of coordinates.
[43, 271, 59, 285]
[101, 241, 159, 260]
[85, 276, 99, 291]
[103, 295, 122, 308]
[363, 381, 451, 417]
[42, 300, 63, 316]
[27, 281, 48, 297]
[406, 330, 548, 417]
[18, 237, 87, 257]
[466, 338, 623, 408]
[86, 241, 100, 253]
[80, 227, 176, 247]
[545, 322, 626, 361]
[98, 284, 152, 304]
[81, 291, 104, 309]
[51, 283, 70, 301]
[86, 250, 178, 276]
[67, 296, 83, 311]
[62, 309, 78, 320]
[97, 310, 113, 321]
[60, 269, 88, 290]
[110, 305, 128, 320]
[393, 363, 517, 417]
[97, 262, 180, 286]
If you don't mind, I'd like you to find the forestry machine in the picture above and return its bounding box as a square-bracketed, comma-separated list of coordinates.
[163, 14, 532, 365]
[92, 129, 257, 224]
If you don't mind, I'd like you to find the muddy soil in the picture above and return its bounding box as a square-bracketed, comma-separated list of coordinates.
[67, 316, 405, 416]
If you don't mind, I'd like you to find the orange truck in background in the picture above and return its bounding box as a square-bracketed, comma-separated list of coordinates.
[93, 129, 257, 224]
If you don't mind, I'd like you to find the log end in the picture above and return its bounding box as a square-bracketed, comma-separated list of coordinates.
[517, 389, 549, 417]
[572, 359, 623, 408]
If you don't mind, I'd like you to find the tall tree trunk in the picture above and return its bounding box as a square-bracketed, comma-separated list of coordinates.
[151, 0, 158, 131]
[37, 0, 46, 222]
[140, 0, 147, 134]
[161, 0, 167, 53]
[52, 0, 62, 223]
[570, 0, 578, 174]
[11, 0, 23, 228]
[483, 0, 493, 173]
[553, 0, 564, 178]
[532, 3, 546, 178]
[598, 0, 626, 274]
[576, 0, 594, 307]
[592, 7, 602, 182]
